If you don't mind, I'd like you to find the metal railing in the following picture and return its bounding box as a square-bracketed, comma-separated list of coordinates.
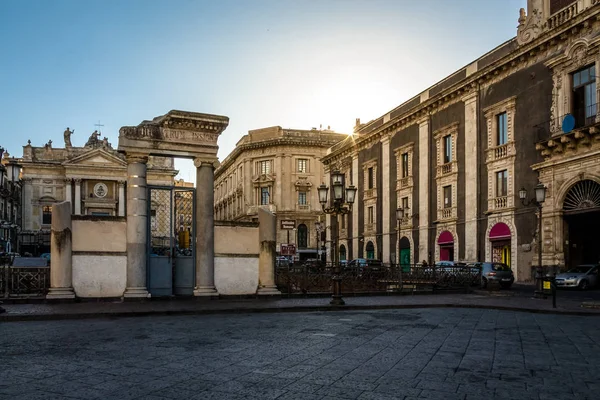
[275, 263, 481, 296]
[536, 103, 599, 141]
[1, 262, 50, 298]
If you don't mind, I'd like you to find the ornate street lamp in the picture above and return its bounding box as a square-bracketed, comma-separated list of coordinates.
[318, 171, 357, 306]
[519, 182, 547, 299]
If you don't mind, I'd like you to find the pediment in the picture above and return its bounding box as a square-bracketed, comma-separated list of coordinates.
[63, 149, 127, 168]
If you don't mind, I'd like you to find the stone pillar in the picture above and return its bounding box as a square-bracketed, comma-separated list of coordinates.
[257, 208, 281, 295]
[64, 178, 72, 212]
[22, 178, 33, 230]
[194, 158, 218, 297]
[124, 154, 149, 298]
[381, 134, 391, 264]
[418, 117, 430, 264]
[352, 153, 359, 259]
[463, 92, 478, 261]
[74, 178, 82, 215]
[118, 180, 126, 217]
[47, 201, 75, 299]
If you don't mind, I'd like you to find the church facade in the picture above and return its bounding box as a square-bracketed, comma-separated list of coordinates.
[322, 0, 600, 281]
[18, 130, 177, 254]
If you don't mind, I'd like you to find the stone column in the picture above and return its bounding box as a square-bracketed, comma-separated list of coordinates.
[74, 178, 82, 215]
[257, 208, 281, 295]
[463, 92, 478, 261]
[381, 134, 391, 264]
[21, 178, 33, 230]
[352, 153, 359, 259]
[124, 154, 149, 298]
[64, 178, 72, 212]
[194, 158, 218, 297]
[118, 180, 126, 217]
[418, 117, 430, 264]
[47, 201, 75, 299]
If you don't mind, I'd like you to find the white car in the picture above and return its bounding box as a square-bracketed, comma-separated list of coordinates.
[554, 265, 599, 290]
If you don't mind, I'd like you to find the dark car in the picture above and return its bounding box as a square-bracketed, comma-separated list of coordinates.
[346, 258, 384, 276]
[467, 262, 514, 289]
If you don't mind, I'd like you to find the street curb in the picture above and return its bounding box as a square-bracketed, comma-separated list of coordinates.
[2, 302, 600, 322]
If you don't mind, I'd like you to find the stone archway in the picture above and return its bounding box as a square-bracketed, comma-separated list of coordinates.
[118, 110, 229, 298]
[437, 230, 454, 262]
[561, 179, 600, 268]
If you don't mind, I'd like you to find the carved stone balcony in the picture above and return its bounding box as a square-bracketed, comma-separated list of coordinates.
[365, 223, 376, 233]
[438, 207, 457, 221]
[397, 176, 413, 190]
[486, 142, 515, 163]
[364, 188, 377, 199]
[247, 204, 277, 215]
[436, 161, 456, 178]
[488, 196, 508, 212]
[296, 204, 310, 211]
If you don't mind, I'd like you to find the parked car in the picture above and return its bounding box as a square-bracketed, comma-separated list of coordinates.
[554, 264, 599, 290]
[467, 262, 514, 289]
[276, 256, 291, 268]
[346, 258, 383, 276]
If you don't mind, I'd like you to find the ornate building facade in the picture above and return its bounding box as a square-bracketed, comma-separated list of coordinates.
[17, 130, 178, 254]
[214, 126, 347, 261]
[0, 149, 22, 254]
[322, 0, 600, 281]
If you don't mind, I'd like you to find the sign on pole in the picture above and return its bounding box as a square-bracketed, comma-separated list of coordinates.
[280, 244, 296, 256]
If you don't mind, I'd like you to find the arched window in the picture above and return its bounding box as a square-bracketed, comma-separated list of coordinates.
[297, 224, 308, 248]
[366, 241, 375, 259]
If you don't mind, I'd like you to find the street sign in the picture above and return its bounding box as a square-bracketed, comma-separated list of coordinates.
[280, 220, 296, 230]
[280, 244, 296, 256]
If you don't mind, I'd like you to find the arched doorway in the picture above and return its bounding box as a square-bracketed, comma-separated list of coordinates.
[297, 224, 308, 249]
[563, 180, 600, 268]
[489, 222, 511, 266]
[339, 245, 347, 263]
[438, 231, 454, 261]
[366, 241, 375, 259]
[399, 236, 411, 272]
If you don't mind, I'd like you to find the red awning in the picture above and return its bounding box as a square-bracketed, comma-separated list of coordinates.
[489, 222, 511, 241]
[437, 230, 454, 245]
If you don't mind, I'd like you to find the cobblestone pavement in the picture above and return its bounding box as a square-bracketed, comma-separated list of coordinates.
[2, 308, 599, 400]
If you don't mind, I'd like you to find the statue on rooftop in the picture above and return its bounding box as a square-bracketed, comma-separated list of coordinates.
[64, 127, 74, 147]
[85, 130, 101, 147]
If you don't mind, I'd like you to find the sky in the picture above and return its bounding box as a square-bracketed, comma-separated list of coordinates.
[0, 0, 526, 183]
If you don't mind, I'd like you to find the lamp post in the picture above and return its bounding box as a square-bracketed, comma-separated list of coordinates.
[318, 171, 357, 306]
[519, 182, 547, 299]
[315, 221, 322, 261]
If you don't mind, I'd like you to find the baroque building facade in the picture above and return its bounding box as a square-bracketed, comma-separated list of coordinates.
[17, 130, 177, 255]
[322, 0, 600, 281]
[214, 126, 346, 261]
[0, 149, 22, 254]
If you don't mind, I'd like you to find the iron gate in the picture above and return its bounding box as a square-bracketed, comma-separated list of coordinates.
[147, 186, 196, 297]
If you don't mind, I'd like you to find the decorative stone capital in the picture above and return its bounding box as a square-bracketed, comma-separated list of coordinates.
[21, 177, 33, 183]
[64, 178, 72, 184]
[461, 91, 477, 105]
[126, 153, 149, 164]
[194, 157, 219, 169]
[380, 133, 391, 145]
[74, 178, 82, 184]
[117, 180, 126, 186]
[416, 114, 430, 126]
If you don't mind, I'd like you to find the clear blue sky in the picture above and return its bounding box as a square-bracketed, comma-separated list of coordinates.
[0, 0, 526, 182]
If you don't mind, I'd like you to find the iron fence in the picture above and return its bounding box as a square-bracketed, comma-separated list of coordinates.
[275, 263, 481, 296]
[1, 261, 49, 298]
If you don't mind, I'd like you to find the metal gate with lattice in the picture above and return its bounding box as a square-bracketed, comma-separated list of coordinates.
[147, 186, 196, 297]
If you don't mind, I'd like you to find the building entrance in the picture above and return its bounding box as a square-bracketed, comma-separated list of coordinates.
[563, 180, 600, 269]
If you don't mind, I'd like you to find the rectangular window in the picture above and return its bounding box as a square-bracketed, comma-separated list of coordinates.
[572, 64, 597, 127]
[368, 206, 374, 224]
[497, 112, 507, 145]
[401, 153, 409, 178]
[368, 167, 374, 189]
[261, 187, 270, 205]
[341, 215, 346, 229]
[298, 191, 307, 205]
[443, 185, 452, 208]
[443, 135, 452, 164]
[401, 196, 409, 211]
[42, 206, 52, 225]
[258, 160, 271, 175]
[297, 159, 307, 173]
[496, 170, 508, 197]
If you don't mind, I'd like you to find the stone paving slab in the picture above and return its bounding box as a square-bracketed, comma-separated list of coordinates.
[2, 292, 600, 322]
[1, 309, 599, 400]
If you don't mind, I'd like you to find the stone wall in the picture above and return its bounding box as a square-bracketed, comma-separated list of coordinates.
[214, 221, 259, 295]
[72, 216, 127, 298]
